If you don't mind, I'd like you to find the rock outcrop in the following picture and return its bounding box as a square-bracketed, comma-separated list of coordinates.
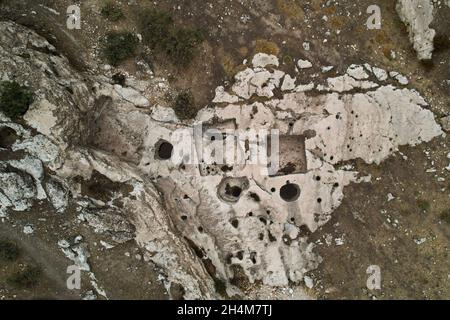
[0, 21, 443, 299]
[396, 0, 444, 60]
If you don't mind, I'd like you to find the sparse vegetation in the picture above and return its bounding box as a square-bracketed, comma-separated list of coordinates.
[101, 2, 124, 21]
[0, 240, 20, 262]
[163, 29, 203, 66]
[440, 210, 450, 224]
[417, 199, 431, 212]
[101, 31, 139, 66]
[214, 278, 227, 297]
[139, 9, 173, 49]
[0, 81, 33, 119]
[173, 90, 198, 120]
[139, 9, 203, 67]
[254, 39, 280, 56]
[7, 266, 42, 289]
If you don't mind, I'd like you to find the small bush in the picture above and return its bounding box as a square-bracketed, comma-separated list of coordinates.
[0, 81, 33, 119]
[101, 31, 139, 66]
[0, 240, 20, 262]
[139, 9, 203, 67]
[173, 90, 197, 120]
[139, 9, 172, 49]
[440, 210, 450, 224]
[214, 278, 227, 297]
[162, 29, 203, 66]
[101, 2, 124, 21]
[417, 199, 430, 212]
[7, 266, 42, 289]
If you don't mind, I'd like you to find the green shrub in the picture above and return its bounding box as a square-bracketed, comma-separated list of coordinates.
[0, 81, 33, 119]
[101, 2, 124, 21]
[162, 28, 203, 66]
[139, 9, 172, 49]
[440, 210, 450, 224]
[101, 31, 139, 66]
[7, 266, 42, 288]
[0, 240, 20, 262]
[417, 199, 430, 212]
[139, 9, 203, 67]
[214, 278, 227, 297]
[173, 90, 197, 120]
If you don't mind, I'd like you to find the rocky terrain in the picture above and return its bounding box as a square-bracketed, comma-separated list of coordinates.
[0, 0, 448, 300]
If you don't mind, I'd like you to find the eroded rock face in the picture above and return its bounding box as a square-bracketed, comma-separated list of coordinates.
[396, 0, 444, 60]
[0, 21, 216, 300]
[0, 22, 443, 299]
[150, 54, 441, 289]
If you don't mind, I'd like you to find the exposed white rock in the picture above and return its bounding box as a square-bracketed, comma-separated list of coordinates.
[387, 193, 395, 202]
[297, 59, 313, 69]
[232, 66, 284, 99]
[150, 105, 179, 122]
[213, 86, 240, 103]
[390, 71, 409, 85]
[252, 53, 279, 68]
[441, 116, 450, 131]
[347, 64, 369, 80]
[0, 168, 36, 212]
[294, 82, 315, 92]
[45, 179, 69, 213]
[24, 99, 58, 137]
[321, 66, 334, 73]
[114, 84, 150, 108]
[232, 68, 256, 99]
[396, 0, 436, 60]
[372, 66, 389, 81]
[7, 156, 46, 200]
[281, 75, 297, 91]
[12, 134, 60, 166]
[23, 224, 34, 234]
[325, 74, 379, 92]
[304, 275, 314, 289]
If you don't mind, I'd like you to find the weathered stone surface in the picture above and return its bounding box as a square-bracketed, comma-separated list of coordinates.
[297, 59, 313, 69]
[114, 84, 150, 108]
[396, 0, 436, 60]
[252, 53, 279, 68]
[0, 21, 444, 299]
[440, 115, 450, 131]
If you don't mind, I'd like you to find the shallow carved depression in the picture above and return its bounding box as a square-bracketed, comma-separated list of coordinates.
[217, 177, 249, 203]
[279, 183, 301, 202]
[155, 140, 173, 160]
